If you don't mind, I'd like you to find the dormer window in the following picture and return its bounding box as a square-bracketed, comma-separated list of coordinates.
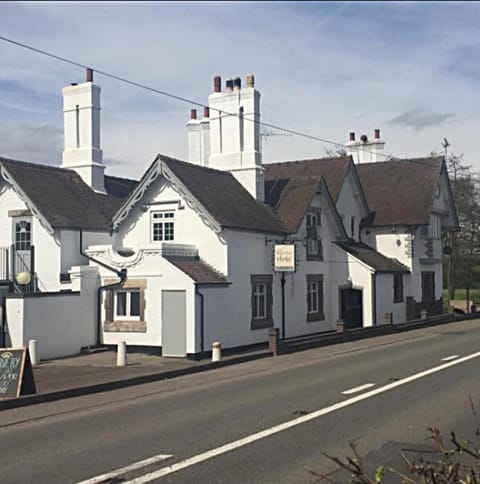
[306, 209, 323, 261]
[152, 211, 175, 242]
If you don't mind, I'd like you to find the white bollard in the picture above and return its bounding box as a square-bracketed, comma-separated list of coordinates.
[117, 341, 127, 367]
[28, 339, 38, 365]
[212, 341, 221, 362]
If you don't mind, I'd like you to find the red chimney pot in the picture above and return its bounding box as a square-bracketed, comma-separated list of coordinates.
[190, 109, 197, 120]
[374, 129, 380, 140]
[86, 68, 93, 82]
[204, 107, 210, 118]
[349, 132, 355, 142]
[214, 76, 221, 93]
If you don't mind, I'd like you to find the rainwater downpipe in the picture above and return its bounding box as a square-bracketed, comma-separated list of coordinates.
[79, 230, 127, 347]
[195, 283, 205, 354]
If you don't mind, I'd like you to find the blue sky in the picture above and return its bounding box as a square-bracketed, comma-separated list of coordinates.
[1, 1, 480, 179]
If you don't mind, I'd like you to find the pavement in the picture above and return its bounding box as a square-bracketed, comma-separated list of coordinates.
[0, 345, 271, 410]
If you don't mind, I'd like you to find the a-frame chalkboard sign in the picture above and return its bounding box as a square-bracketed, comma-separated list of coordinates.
[0, 348, 36, 398]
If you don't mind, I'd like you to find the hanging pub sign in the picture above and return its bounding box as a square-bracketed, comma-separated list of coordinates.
[274, 244, 296, 272]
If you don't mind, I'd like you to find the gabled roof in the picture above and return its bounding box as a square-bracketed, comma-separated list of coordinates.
[334, 240, 410, 273]
[164, 256, 229, 284]
[356, 156, 444, 227]
[0, 156, 137, 231]
[264, 156, 352, 233]
[113, 154, 286, 234]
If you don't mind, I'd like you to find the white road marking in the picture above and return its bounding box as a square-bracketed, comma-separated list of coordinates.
[121, 350, 480, 483]
[341, 383, 375, 395]
[441, 355, 460, 361]
[77, 453, 172, 484]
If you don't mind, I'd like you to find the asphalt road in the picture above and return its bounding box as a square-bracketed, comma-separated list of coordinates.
[1, 319, 480, 483]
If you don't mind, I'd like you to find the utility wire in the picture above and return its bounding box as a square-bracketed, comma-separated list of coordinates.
[0, 34, 399, 160]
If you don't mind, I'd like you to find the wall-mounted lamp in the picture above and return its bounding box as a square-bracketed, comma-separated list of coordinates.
[16, 271, 31, 286]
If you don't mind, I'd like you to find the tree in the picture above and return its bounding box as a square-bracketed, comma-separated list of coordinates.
[442, 153, 480, 302]
[324, 146, 348, 157]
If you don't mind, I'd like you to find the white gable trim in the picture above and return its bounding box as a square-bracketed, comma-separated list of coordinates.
[85, 243, 199, 270]
[0, 165, 55, 236]
[111, 157, 222, 235]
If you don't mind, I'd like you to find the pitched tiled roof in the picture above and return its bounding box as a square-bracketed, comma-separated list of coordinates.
[265, 156, 350, 201]
[265, 177, 320, 233]
[264, 156, 351, 232]
[164, 256, 229, 284]
[160, 155, 286, 234]
[334, 240, 410, 273]
[356, 157, 443, 227]
[0, 157, 137, 230]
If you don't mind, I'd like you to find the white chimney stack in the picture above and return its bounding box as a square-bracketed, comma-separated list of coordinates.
[345, 129, 386, 164]
[207, 73, 264, 202]
[187, 107, 210, 167]
[61, 68, 106, 193]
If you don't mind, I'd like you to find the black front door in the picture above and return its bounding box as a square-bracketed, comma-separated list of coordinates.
[340, 288, 363, 329]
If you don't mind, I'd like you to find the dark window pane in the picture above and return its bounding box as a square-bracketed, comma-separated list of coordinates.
[116, 291, 127, 316]
[130, 291, 140, 316]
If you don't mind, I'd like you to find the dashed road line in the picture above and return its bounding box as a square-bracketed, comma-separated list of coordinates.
[441, 355, 460, 361]
[341, 383, 375, 395]
[77, 453, 172, 484]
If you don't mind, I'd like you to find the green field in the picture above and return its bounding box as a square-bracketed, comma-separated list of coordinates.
[443, 289, 480, 304]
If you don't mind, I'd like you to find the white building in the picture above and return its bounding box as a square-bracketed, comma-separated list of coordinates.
[0, 71, 458, 359]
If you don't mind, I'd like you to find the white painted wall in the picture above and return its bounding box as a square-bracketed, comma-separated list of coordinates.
[6, 293, 82, 359]
[375, 273, 406, 325]
[331, 244, 374, 327]
[362, 227, 413, 271]
[60, 230, 82, 274]
[5, 266, 99, 359]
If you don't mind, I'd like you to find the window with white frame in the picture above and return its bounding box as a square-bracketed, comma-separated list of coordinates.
[151, 211, 175, 242]
[15, 219, 32, 251]
[306, 274, 324, 321]
[253, 283, 267, 319]
[114, 289, 140, 321]
[306, 210, 323, 260]
[307, 281, 319, 313]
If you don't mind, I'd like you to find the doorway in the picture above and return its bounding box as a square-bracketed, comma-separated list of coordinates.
[161, 290, 187, 357]
[340, 288, 363, 329]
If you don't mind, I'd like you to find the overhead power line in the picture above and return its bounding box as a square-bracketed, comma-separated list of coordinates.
[0, 34, 398, 160]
